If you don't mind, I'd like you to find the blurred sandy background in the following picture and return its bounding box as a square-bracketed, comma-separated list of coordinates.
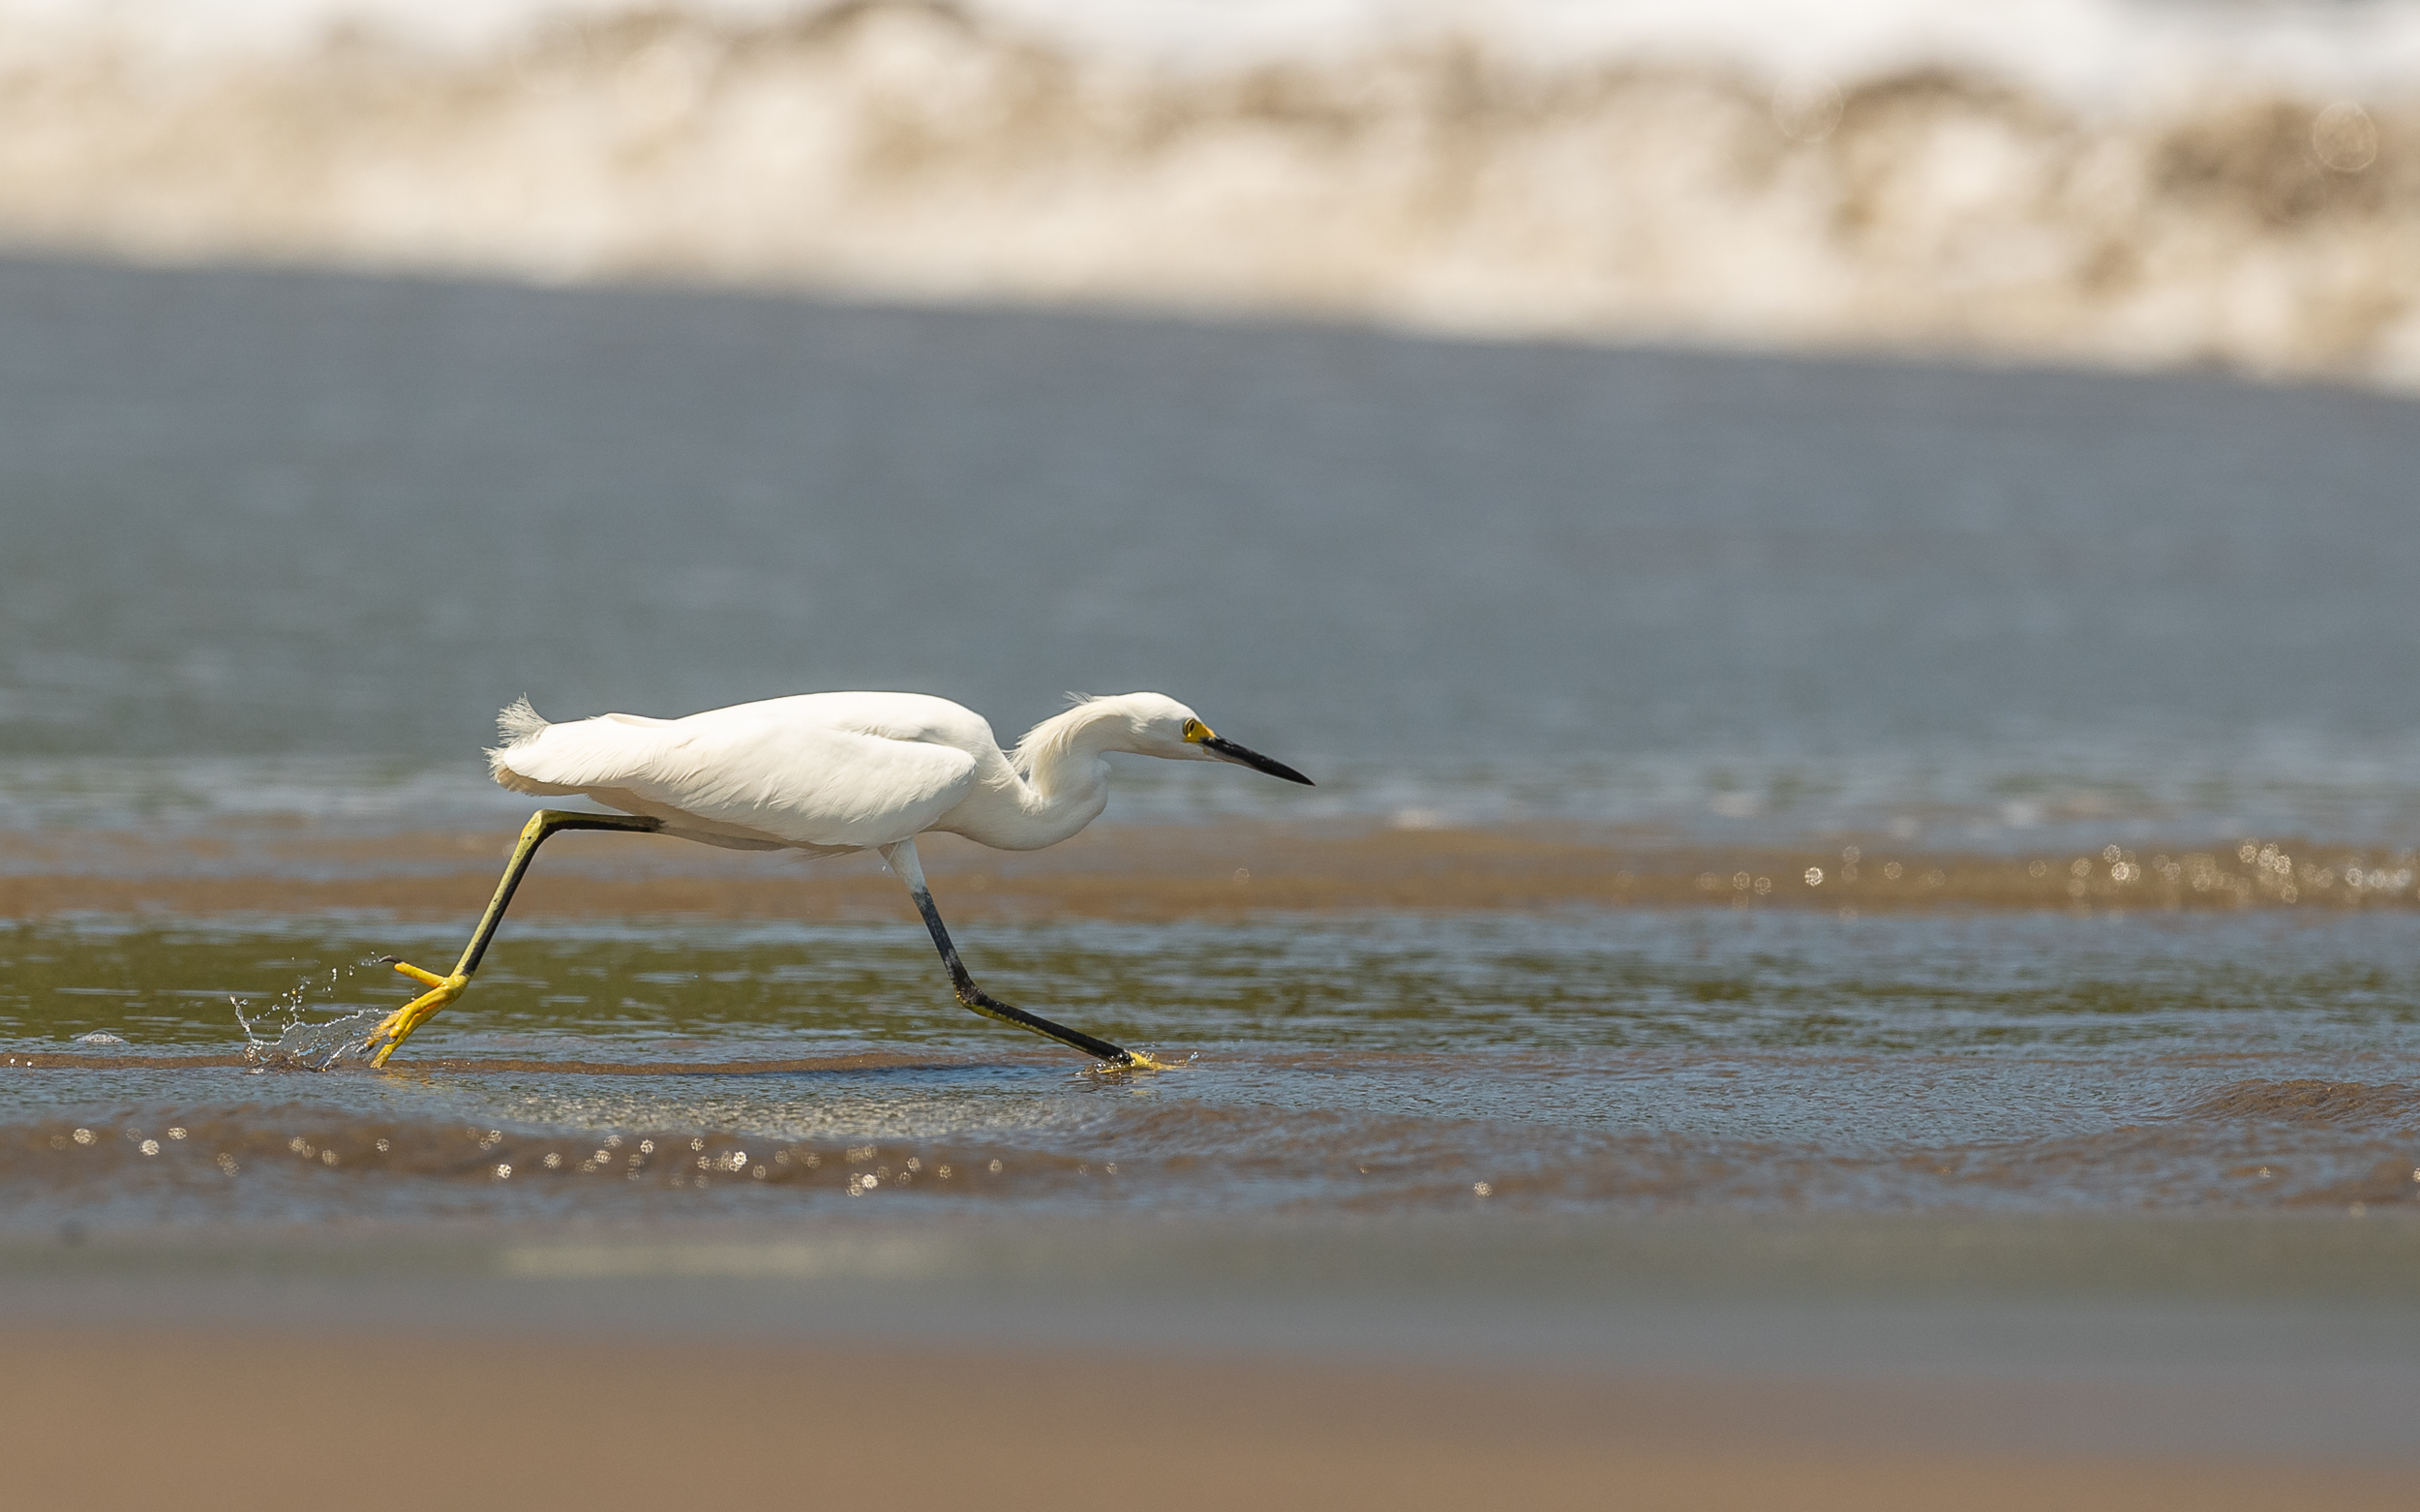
[0, 0, 2415, 382]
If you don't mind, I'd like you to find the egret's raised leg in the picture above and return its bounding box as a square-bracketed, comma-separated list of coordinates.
[879, 838, 1152, 1068]
[368, 808, 662, 1066]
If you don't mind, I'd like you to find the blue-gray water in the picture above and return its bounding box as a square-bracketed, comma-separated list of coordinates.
[5, 257, 2420, 844]
[2, 258, 2418, 1242]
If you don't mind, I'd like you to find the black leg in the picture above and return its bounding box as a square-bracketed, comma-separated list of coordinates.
[880, 839, 1141, 1067]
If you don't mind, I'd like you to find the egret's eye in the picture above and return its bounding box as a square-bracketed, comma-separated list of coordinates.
[1182, 718, 1212, 742]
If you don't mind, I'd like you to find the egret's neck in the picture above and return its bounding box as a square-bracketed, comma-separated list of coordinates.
[1016, 700, 1138, 800]
[973, 701, 1135, 849]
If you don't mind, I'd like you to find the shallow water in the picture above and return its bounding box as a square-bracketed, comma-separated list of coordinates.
[6, 910, 2416, 1233]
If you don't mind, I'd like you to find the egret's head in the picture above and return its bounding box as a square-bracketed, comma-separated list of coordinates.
[1096, 692, 1315, 785]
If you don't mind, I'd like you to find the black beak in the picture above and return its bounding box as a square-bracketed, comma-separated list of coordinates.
[1203, 735, 1315, 786]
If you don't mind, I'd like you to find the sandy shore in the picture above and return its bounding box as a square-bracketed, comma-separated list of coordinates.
[6, 1323, 2412, 1512]
[0, 823, 2400, 921]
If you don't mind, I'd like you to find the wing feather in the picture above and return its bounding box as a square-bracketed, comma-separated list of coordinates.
[492, 703, 979, 850]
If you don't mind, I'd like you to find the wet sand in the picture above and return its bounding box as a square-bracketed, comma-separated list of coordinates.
[4, 1322, 2412, 1512]
[1, 823, 2403, 921]
[10, 1212, 2420, 1511]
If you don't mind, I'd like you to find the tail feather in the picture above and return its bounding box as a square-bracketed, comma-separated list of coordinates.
[487, 696, 554, 791]
[495, 695, 549, 746]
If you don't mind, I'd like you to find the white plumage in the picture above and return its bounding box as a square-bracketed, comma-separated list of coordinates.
[366, 687, 1313, 1069]
[489, 692, 983, 854]
[485, 688, 1305, 856]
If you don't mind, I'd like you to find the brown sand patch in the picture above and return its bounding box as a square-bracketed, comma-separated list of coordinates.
[2185, 1079, 2420, 1127]
[1, 1325, 2409, 1512]
[1, 824, 2409, 922]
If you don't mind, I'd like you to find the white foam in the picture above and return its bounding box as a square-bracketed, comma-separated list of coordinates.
[0, 0, 2414, 381]
[13, 0, 2420, 96]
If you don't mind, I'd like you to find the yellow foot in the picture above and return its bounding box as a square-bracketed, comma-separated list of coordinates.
[1106, 1049, 1181, 1073]
[367, 960, 469, 1068]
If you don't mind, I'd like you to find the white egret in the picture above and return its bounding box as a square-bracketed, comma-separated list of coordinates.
[368, 691, 1313, 1069]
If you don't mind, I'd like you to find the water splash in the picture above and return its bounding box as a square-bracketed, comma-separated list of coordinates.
[234, 955, 391, 1071]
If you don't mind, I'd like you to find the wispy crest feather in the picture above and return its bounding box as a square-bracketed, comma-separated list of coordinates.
[1012, 693, 1104, 779]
